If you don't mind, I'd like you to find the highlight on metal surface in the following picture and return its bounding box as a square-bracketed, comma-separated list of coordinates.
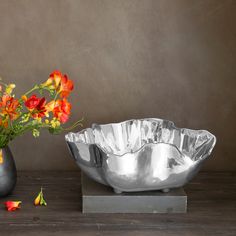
[65, 118, 216, 193]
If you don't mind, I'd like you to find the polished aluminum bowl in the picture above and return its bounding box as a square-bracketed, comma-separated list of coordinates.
[65, 118, 216, 193]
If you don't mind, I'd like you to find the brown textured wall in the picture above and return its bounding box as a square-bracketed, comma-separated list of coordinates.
[0, 0, 235, 170]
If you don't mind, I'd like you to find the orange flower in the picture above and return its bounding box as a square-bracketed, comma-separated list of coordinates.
[5, 201, 22, 211]
[34, 188, 47, 206]
[0, 94, 20, 120]
[59, 74, 74, 98]
[47, 99, 71, 123]
[21, 95, 27, 101]
[25, 95, 47, 118]
[43, 70, 73, 98]
[43, 70, 62, 89]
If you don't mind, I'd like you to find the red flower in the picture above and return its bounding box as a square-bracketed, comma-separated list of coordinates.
[5, 201, 21, 211]
[33, 97, 47, 118]
[25, 95, 40, 109]
[25, 95, 47, 118]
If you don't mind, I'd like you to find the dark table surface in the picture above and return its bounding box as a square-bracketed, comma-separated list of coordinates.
[0, 171, 235, 236]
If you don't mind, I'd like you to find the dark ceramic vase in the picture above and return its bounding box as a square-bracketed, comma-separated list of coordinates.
[0, 146, 17, 197]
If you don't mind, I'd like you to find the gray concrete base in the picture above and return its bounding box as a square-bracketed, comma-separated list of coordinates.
[82, 174, 187, 213]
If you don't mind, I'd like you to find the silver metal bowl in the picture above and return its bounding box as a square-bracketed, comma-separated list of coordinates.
[65, 118, 216, 193]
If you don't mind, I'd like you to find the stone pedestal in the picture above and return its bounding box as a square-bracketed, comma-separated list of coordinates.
[82, 174, 187, 213]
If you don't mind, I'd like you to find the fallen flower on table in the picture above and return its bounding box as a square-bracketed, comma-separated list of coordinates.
[34, 187, 47, 206]
[5, 201, 22, 211]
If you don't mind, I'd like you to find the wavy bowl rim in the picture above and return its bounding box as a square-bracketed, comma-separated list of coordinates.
[65, 118, 217, 158]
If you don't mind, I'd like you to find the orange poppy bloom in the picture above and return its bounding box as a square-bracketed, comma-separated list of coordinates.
[59, 74, 74, 98]
[0, 94, 20, 120]
[43, 70, 74, 98]
[47, 99, 71, 123]
[43, 70, 63, 89]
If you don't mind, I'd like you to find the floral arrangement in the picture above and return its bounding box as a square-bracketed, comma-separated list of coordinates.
[0, 70, 82, 148]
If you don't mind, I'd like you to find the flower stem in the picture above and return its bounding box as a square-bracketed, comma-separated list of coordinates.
[24, 85, 39, 96]
[64, 118, 84, 131]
